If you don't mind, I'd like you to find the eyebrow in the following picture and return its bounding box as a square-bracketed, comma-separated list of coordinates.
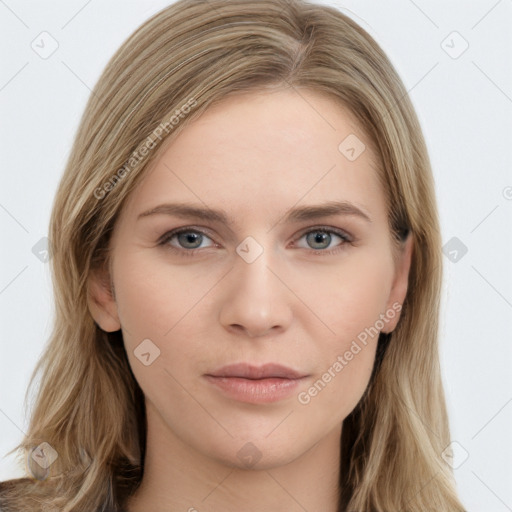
[137, 200, 372, 225]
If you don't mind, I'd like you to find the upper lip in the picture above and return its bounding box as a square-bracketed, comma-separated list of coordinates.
[206, 363, 307, 380]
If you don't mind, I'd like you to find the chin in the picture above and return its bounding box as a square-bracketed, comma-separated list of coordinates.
[199, 430, 318, 471]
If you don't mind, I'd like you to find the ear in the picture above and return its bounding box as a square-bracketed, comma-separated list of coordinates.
[87, 264, 121, 332]
[383, 233, 413, 333]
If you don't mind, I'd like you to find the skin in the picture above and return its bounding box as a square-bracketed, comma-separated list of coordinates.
[88, 87, 413, 512]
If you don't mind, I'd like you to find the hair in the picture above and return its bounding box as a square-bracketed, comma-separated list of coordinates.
[0, 1, 465, 510]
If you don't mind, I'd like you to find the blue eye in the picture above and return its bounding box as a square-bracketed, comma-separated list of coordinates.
[160, 229, 215, 251]
[175, 231, 207, 249]
[295, 229, 350, 251]
[158, 226, 352, 257]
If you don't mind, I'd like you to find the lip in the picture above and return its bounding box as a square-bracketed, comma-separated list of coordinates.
[207, 363, 306, 380]
[204, 363, 308, 404]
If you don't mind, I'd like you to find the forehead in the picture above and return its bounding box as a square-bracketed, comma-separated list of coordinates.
[122, 88, 386, 228]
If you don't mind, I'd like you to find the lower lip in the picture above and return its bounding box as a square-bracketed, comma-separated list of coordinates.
[204, 375, 304, 404]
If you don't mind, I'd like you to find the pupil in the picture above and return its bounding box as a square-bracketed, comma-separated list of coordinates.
[308, 231, 330, 249]
[179, 232, 202, 248]
[176, 231, 333, 250]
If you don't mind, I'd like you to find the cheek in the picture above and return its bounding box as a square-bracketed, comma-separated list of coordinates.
[296, 308, 380, 426]
[112, 252, 220, 395]
[112, 250, 220, 339]
[294, 250, 394, 339]
[292, 253, 391, 412]
[110, 244, 389, 462]
[298, 349, 376, 424]
[115, 244, 391, 394]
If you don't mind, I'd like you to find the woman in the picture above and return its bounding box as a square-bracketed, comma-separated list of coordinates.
[0, 0, 465, 510]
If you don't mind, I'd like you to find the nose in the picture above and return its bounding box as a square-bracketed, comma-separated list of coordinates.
[218, 245, 293, 339]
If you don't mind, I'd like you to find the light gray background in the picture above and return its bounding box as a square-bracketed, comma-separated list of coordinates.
[1, 1, 511, 510]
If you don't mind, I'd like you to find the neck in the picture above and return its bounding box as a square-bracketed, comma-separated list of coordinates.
[126, 402, 342, 512]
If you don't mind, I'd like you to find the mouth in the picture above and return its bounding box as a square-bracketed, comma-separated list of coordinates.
[204, 363, 309, 404]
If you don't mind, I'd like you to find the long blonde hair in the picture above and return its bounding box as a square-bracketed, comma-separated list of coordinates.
[0, 1, 465, 510]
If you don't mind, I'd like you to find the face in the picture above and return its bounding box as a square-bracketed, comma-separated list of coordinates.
[88, 87, 412, 470]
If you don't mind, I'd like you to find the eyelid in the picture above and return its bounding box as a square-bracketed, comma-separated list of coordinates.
[294, 225, 353, 242]
[157, 226, 217, 245]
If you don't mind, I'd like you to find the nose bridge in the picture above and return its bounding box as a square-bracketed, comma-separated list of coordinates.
[218, 236, 292, 337]
[235, 246, 275, 298]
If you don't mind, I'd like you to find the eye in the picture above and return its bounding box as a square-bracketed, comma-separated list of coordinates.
[294, 227, 352, 253]
[159, 228, 215, 252]
[158, 226, 352, 257]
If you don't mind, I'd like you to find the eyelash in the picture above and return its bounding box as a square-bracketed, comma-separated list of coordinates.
[157, 226, 353, 258]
